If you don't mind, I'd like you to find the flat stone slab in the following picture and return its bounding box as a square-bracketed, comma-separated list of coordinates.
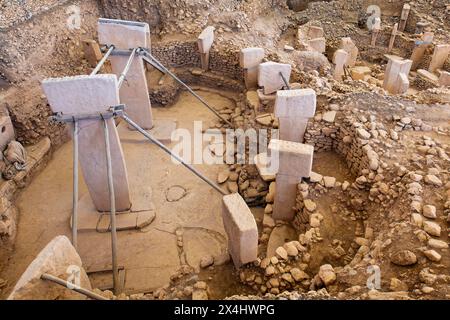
[274, 88, 316, 118]
[254, 152, 277, 182]
[73, 183, 156, 233]
[258, 62, 292, 95]
[98, 18, 150, 50]
[222, 193, 258, 268]
[8, 236, 91, 300]
[268, 139, 314, 177]
[240, 47, 265, 69]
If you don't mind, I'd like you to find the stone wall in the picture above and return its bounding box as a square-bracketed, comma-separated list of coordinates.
[304, 112, 380, 176]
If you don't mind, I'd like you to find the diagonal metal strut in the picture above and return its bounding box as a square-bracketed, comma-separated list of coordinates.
[138, 48, 234, 128]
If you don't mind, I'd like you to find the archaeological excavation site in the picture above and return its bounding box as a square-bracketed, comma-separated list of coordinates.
[0, 0, 449, 303]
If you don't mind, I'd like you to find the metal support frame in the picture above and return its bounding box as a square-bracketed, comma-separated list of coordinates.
[117, 48, 137, 89]
[41, 273, 108, 300]
[72, 120, 79, 250]
[102, 116, 119, 295]
[120, 111, 227, 196]
[137, 48, 234, 128]
[279, 72, 291, 90]
[91, 45, 115, 76]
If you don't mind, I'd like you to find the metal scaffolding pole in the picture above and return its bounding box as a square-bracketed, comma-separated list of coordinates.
[72, 120, 79, 249]
[120, 112, 228, 196]
[117, 48, 137, 89]
[138, 48, 234, 128]
[279, 72, 291, 90]
[102, 117, 119, 294]
[91, 45, 115, 76]
[41, 273, 108, 300]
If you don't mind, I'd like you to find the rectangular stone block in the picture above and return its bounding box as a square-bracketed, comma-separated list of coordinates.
[82, 39, 103, 67]
[98, 18, 150, 50]
[340, 37, 358, 67]
[273, 174, 301, 221]
[383, 56, 412, 94]
[268, 139, 314, 177]
[42, 74, 131, 212]
[333, 49, 349, 80]
[222, 193, 258, 268]
[258, 62, 292, 95]
[240, 47, 265, 69]
[197, 26, 215, 53]
[307, 37, 326, 53]
[244, 67, 259, 90]
[109, 54, 153, 129]
[0, 116, 15, 152]
[429, 44, 450, 73]
[274, 89, 316, 118]
[308, 26, 324, 39]
[439, 71, 450, 87]
[278, 117, 309, 143]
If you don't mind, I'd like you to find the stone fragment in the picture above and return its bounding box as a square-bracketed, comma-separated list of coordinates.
[318, 264, 336, 286]
[390, 250, 417, 266]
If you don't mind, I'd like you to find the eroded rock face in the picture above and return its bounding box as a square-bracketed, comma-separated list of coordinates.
[8, 236, 91, 300]
[390, 250, 417, 266]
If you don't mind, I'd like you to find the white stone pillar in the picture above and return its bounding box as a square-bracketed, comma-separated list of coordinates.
[333, 49, 349, 80]
[240, 47, 265, 90]
[371, 17, 381, 46]
[98, 18, 153, 130]
[269, 139, 314, 221]
[274, 88, 316, 143]
[258, 62, 292, 95]
[339, 37, 358, 67]
[42, 74, 131, 212]
[383, 56, 413, 94]
[197, 26, 215, 71]
[399, 3, 411, 32]
[222, 193, 258, 267]
[428, 44, 450, 73]
[388, 23, 399, 53]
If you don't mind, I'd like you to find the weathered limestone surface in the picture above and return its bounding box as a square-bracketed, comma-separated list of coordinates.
[197, 26, 215, 70]
[383, 56, 412, 94]
[42, 74, 131, 212]
[82, 39, 103, 67]
[339, 37, 358, 67]
[110, 54, 154, 129]
[428, 44, 450, 73]
[399, 3, 411, 32]
[222, 193, 258, 267]
[269, 139, 314, 177]
[274, 89, 316, 142]
[333, 49, 349, 80]
[439, 71, 450, 87]
[258, 62, 292, 95]
[388, 23, 398, 53]
[0, 116, 16, 152]
[273, 174, 301, 221]
[8, 236, 91, 300]
[240, 48, 265, 89]
[98, 18, 150, 50]
[98, 18, 154, 129]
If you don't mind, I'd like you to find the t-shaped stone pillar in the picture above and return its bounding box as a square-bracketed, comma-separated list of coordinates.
[197, 26, 215, 71]
[269, 139, 314, 221]
[274, 88, 316, 143]
[428, 44, 450, 74]
[240, 47, 265, 90]
[222, 193, 258, 268]
[42, 74, 131, 212]
[399, 3, 411, 32]
[258, 62, 292, 95]
[98, 18, 153, 130]
[383, 55, 412, 94]
[339, 37, 358, 67]
[333, 49, 349, 80]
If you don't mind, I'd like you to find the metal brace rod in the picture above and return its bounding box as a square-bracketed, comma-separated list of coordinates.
[41, 273, 108, 300]
[118, 48, 137, 89]
[49, 106, 125, 123]
[279, 72, 291, 90]
[72, 120, 79, 250]
[120, 112, 228, 196]
[102, 117, 119, 295]
[141, 54, 166, 74]
[91, 45, 115, 76]
[138, 48, 234, 128]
